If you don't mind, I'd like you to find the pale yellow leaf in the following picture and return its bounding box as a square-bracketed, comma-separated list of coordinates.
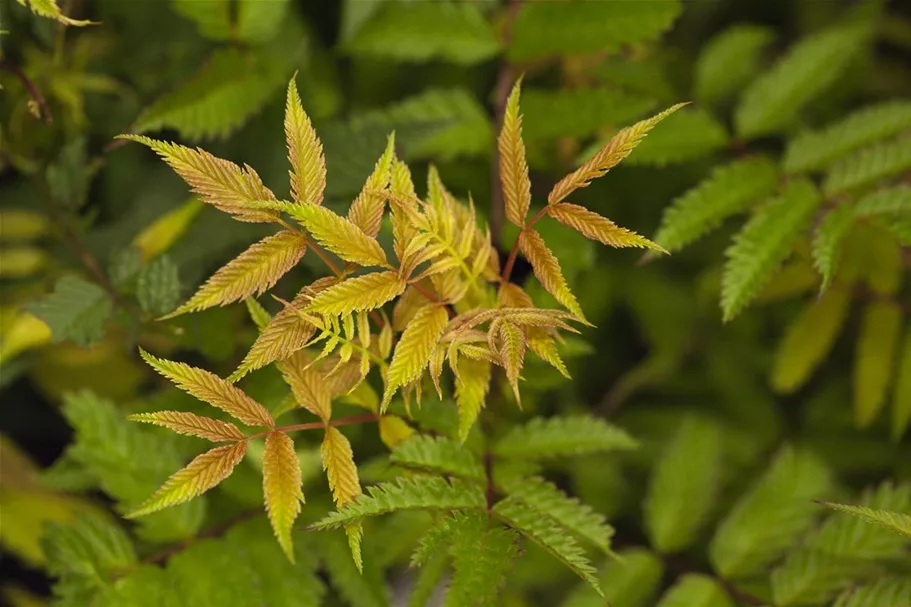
[291, 203, 387, 268]
[498, 79, 532, 227]
[166, 230, 307, 318]
[527, 332, 570, 379]
[499, 321, 526, 404]
[140, 349, 274, 427]
[128, 411, 246, 442]
[278, 351, 332, 421]
[348, 134, 395, 237]
[547, 203, 666, 252]
[128, 441, 246, 518]
[378, 415, 415, 449]
[498, 283, 533, 308]
[390, 158, 419, 261]
[307, 271, 406, 316]
[454, 357, 491, 443]
[321, 426, 361, 508]
[285, 78, 326, 206]
[517, 229, 585, 321]
[382, 304, 450, 410]
[263, 431, 304, 562]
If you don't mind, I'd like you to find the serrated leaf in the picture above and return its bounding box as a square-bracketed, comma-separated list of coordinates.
[263, 431, 304, 562]
[817, 502, 911, 540]
[499, 321, 526, 404]
[137, 255, 182, 317]
[854, 300, 902, 428]
[128, 411, 245, 442]
[391, 435, 484, 481]
[348, 134, 395, 237]
[824, 136, 911, 196]
[278, 351, 332, 421]
[721, 179, 821, 322]
[695, 25, 774, 105]
[645, 416, 722, 553]
[128, 441, 247, 518]
[377, 415, 415, 449]
[443, 513, 519, 607]
[519, 228, 584, 321]
[509, 0, 680, 61]
[616, 108, 729, 166]
[813, 205, 856, 289]
[735, 26, 867, 138]
[493, 496, 602, 596]
[855, 185, 911, 216]
[709, 446, 833, 578]
[504, 476, 614, 554]
[772, 288, 852, 394]
[548, 203, 665, 252]
[132, 198, 204, 262]
[785, 101, 911, 173]
[244, 297, 271, 329]
[655, 575, 734, 607]
[894, 327, 911, 441]
[140, 348, 274, 427]
[307, 272, 406, 316]
[382, 304, 449, 410]
[310, 477, 485, 530]
[321, 426, 362, 509]
[832, 578, 911, 607]
[652, 157, 779, 253]
[25, 276, 112, 348]
[285, 78, 327, 206]
[135, 49, 287, 141]
[15, 0, 93, 26]
[495, 416, 637, 459]
[118, 135, 278, 223]
[454, 357, 491, 443]
[499, 79, 532, 228]
[345, 1, 498, 64]
[549, 104, 686, 205]
[288, 203, 388, 268]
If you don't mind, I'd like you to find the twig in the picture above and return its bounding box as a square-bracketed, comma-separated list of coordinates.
[0, 60, 52, 124]
[246, 414, 379, 441]
[500, 205, 548, 283]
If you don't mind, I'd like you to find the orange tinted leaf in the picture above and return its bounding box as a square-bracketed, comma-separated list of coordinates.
[263, 431, 304, 561]
[128, 411, 245, 442]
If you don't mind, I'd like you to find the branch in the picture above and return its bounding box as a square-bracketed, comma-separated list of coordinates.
[0, 60, 52, 125]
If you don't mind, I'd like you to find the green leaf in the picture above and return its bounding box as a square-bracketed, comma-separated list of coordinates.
[784, 101, 911, 173]
[622, 108, 729, 166]
[509, 0, 681, 61]
[443, 513, 519, 607]
[893, 326, 911, 441]
[235, 0, 290, 43]
[137, 255, 181, 317]
[317, 531, 389, 607]
[135, 48, 290, 141]
[309, 477, 486, 530]
[59, 391, 204, 542]
[855, 185, 911, 216]
[824, 137, 911, 196]
[345, 1, 499, 64]
[654, 574, 734, 607]
[523, 88, 656, 141]
[817, 501, 911, 540]
[408, 552, 447, 607]
[390, 435, 485, 482]
[561, 548, 664, 607]
[503, 476, 614, 554]
[25, 276, 112, 348]
[694, 25, 774, 105]
[42, 513, 137, 606]
[735, 26, 867, 138]
[832, 578, 911, 607]
[652, 156, 779, 253]
[494, 416, 638, 460]
[644, 416, 723, 553]
[721, 179, 821, 322]
[854, 301, 902, 428]
[812, 205, 856, 289]
[493, 496, 602, 597]
[709, 446, 833, 578]
[771, 288, 851, 394]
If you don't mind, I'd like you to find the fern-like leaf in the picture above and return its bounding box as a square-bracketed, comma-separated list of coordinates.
[127, 441, 246, 518]
[382, 304, 449, 410]
[721, 179, 821, 322]
[785, 101, 911, 173]
[167, 230, 307, 318]
[321, 426, 362, 509]
[263, 431, 304, 562]
[127, 411, 245, 442]
[140, 349, 274, 427]
[735, 26, 867, 138]
[519, 228, 585, 321]
[493, 496, 602, 597]
[855, 185, 911, 216]
[443, 513, 520, 607]
[498, 321, 526, 404]
[812, 205, 855, 290]
[824, 136, 911, 196]
[499, 79, 532, 228]
[854, 300, 902, 428]
[309, 477, 486, 530]
[618, 108, 729, 167]
[307, 272, 406, 316]
[494, 416, 637, 459]
[279, 351, 332, 421]
[548, 104, 686, 205]
[118, 135, 278, 223]
[652, 157, 778, 253]
[285, 78, 326, 206]
[548, 203, 665, 252]
[390, 435, 484, 482]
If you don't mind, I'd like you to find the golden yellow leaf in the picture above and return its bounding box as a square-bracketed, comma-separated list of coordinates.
[285, 79, 326, 206]
[117, 135, 278, 223]
[132, 198, 204, 262]
[140, 349, 274, 427]
[390, 158, 419, 261]
[547, 104, 686, 205]
[307, 271, 406, 316]
[499, 321, 526, 404]
[278, 351, 332, 422]
[517, 229, 585, 321]
[165, 230, 307, 318]
[855, 300, 902, 428]
[16, 0, 95, 26]
[263, 431, 304, 562]
[498, 79, 532, 227]
[393, 287, 431, 330]
[454, 357, 491, 443]
[128, 441, 246, 518]
[128, 411, 246, 442]
[291, 203, 387, 268]
[321, 426, 361, 508]
[348, 134, 395, 237]
[382, 304, 450, 410]
[547, 203, 666, 252]
[379, 415, 415, 449]
[498, 283, 533, 308]
[527, 332, 570, 379]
